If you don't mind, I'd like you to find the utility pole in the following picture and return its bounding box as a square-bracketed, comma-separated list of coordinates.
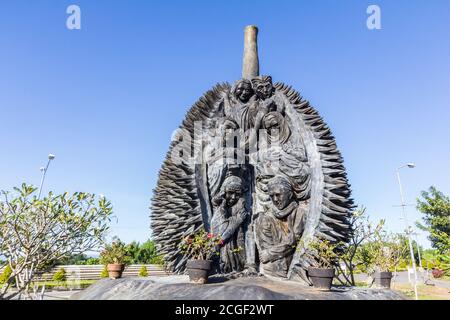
[396, 163, 418, 300]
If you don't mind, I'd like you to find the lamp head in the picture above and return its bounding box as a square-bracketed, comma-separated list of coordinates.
[48, 154, 55, 160]
[407, 163, 415, 168]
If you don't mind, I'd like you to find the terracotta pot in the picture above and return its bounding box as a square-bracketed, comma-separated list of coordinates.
[307, 267, 335, 291]
[373, 271, 393, 289]
[107, 264, 125, 279]
[186, 259, 212, 284]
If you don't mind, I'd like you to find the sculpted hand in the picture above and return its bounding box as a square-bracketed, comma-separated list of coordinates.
[236, 197, 246, 209]
[221, 230, 232, 242]
[239, 208, 250, 221]
[259, 100, 270, 115]
[260, 251, 271, 264]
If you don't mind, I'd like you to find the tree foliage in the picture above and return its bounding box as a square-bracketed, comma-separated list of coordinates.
[360, 231, 408, 273]
[55, 253, 96, 265]
[0, 184, 113, 300]
[421, 249, 450, 275]
[0, 265, 13, 285]
[125, 239, 164, 265]
[416, 186, 450, 254]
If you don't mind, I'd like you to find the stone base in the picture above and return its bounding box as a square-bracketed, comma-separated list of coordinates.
[70, 275, 407, 300]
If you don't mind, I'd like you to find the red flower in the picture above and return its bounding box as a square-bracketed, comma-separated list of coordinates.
[432, 269, 444, 279]
[207, 233, 214, 239]
[219, 239, 224, 246]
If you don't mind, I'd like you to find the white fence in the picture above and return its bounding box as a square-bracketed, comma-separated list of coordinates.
[0, 264, 170, 281]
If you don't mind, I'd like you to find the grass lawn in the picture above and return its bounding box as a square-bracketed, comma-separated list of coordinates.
[348, 278, 450, 300]
[392, 283, 450, 300]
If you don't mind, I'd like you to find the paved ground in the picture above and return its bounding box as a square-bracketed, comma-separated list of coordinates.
[6, 289, 82, 300]
[42, 290, 83, 300]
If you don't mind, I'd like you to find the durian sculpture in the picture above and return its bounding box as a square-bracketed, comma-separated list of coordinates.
[151, 26, 353, 284]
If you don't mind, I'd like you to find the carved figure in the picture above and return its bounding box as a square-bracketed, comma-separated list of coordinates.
[211, 176, 249, 273]
[255, 176, 307, 278]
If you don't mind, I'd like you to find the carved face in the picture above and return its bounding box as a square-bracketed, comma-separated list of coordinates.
[224, 189, 242, 207]
[269, 185, 293, 210]
[263, 114, 280, 131]
[255, 81, 273, 100]
[235, 82, 253, 103]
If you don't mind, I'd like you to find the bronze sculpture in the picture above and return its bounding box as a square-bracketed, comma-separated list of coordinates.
[151, 25, 353, 285]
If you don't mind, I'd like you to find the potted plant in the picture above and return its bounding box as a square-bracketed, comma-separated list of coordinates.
[305, 238, 340, 291]
[180, 230, 222, 284]
[100, 237, 131, 279]
[372, 271, 393, 289]
[367, 232, 406, 289]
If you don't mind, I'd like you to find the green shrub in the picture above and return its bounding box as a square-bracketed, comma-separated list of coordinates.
[139, 266, 148, 277]
[100, 265, 109, 278]
[53, 268, 67, 282]
[423, 259, 435, 270]
[150, 255, 165, 266]
[397, 259, 408, 270]
[0, 265, 13, 284]
[84, 258, 100, 265]
[126, 240, 161, 264]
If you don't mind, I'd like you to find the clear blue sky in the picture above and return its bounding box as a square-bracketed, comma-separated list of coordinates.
[1, 0, 449, 249]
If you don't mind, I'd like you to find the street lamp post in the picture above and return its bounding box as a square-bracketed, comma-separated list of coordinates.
[412, 232, 423, 269]
[38, 154, 55, 199]
[396, 163, 418, 300]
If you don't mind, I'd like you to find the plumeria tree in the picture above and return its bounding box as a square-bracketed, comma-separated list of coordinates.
[335, 207, 385, 286]
[364, 231, 408, 274]
[0, 184, 113, 300]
